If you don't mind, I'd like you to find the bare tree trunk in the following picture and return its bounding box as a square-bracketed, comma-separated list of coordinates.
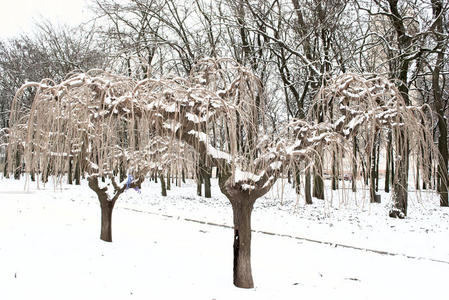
[3, 150, 8, 178]
[75, 159, 81, 185]
[14, 151, 21, 179]
[231, 197, 254, 288]
[196, 166, 202, 196]
[68, 157, 73, 185]
[305, 169, 312, 204]
[160, 173, 167, 197]
[313, 164, 324, 200]
[295, 168, 301, 194]
[385, 131, 392, 193]
[352, 138, 357, 192]
[166, 169, 171, 190]
[203, 167, 212, 198]
[100, 200, 114, 242]
[370, 135, 380, 203]
[390, 131, 408, 218]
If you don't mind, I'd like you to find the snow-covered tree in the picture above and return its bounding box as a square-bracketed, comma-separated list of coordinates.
[6, 71, 182, 242]
[6, 58, 433, 289]
[131, 58, 434, 287]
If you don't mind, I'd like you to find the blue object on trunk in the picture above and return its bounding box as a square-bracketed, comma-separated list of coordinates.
[126, 174, 141, 193]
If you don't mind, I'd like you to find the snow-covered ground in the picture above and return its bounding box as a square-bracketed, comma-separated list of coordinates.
[1, 175, 448, 299]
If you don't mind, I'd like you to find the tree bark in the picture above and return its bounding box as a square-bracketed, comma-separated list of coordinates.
[203, 167, 212, 198]
[160, 173, 167, 197]
[305, 169, 312, 204]
[166, 169, 171, 190]
[68, 157, 73, 185]
[352, 138, 357, 192]
[231, 197, 254, 288]
[385, 131, 392, 193]
[295, 168, 301, 195]
[100, 200, 114, 242]
[75, 159, 81, 185]
[389, 130, 408, 218]
[313, 165, 324, 200]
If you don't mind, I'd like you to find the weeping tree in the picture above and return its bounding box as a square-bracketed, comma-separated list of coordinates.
[6, 71, 167, 242]
[6, 58, 434, 288]
[133, 59, 434, 287]
[314, 74, 435, 218]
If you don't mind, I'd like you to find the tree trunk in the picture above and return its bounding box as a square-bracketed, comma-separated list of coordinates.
[197, 167, 202, 196]
[295, 168, 301, 195]
[160, 173, 167, 197]
[119, 161, 126, 183]
[313, 165, 324, 200]
[75, 159, 81, 185]
[389, 131, 408, 218]
[352, 138, 357, 192]
[166, 170, 171, 190]
[203, 167, 212, 198]
[14, 150, 21, 179]
[68, 157, 73, 185]
[3, 151, 8, 178]
[415, 159, 420, 191]
[305, 169, 312, 204]
[370, 136, 380, 203]
[100, 200, 114, 242]
[375, 139, 380, 192]
[231, 199, 254, 289]
[385, 131, 392, 193]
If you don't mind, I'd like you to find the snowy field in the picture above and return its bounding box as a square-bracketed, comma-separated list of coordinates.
[1, 175, 449, 300]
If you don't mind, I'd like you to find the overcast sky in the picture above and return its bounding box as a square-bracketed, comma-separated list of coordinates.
[0, 0, 91, 39]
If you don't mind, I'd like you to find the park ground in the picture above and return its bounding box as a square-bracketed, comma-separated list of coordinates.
[1, 176, 448, 300]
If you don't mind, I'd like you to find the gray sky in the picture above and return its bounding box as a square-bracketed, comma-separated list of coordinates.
[0, 0, 91, 39]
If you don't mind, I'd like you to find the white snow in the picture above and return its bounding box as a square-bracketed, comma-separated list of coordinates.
[187, 130, 232, 162]
[269, 161, 283, 170]
[1, 176, 449, 300]
[234, 168, 263, 183]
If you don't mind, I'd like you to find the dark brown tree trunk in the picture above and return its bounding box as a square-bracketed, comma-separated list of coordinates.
[370, 135, 380, 203]
[100, 200, 114, 242]
[182, 168, 186, 183]
[352, 138, 357, 192]
[75, 159, 81, 185]
[68, 157, 73, 184]
[305, 169, 312, 204]
[313, 165, 324, 200]
[231, 198, 254, 289]
[203, 167, 212, 198]
[14, 151, 21, 179]
[166, 169, 171, 190]
[3, 151, 8, 178]
[196, 167, 202, 196]
[375, 140, 380, 192]
[432, 0, 448, 206]
[119, 161, 126, 183]
[385, 131, 392, 193]
[390, 131, 408, 218]
[160, 173, 167, 197]
[295, 168, 301, 194]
